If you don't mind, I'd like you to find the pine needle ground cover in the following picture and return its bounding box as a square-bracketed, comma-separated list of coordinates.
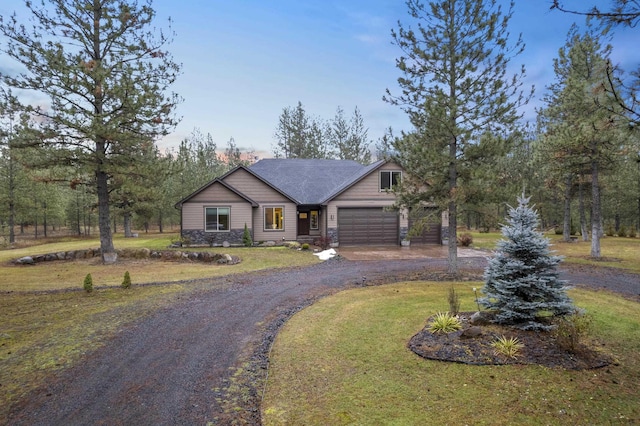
[262, 282, 640, 425]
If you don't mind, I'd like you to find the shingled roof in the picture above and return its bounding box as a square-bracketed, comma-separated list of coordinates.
[249, 158, 385, 205]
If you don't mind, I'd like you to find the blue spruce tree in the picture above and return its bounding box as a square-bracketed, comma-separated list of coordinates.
[479, 195, 574, 330]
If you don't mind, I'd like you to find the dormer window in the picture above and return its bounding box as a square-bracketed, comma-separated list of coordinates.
[380, 171, 401, 191]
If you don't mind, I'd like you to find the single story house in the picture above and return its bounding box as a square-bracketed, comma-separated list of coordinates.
[174, 158, 443, 246]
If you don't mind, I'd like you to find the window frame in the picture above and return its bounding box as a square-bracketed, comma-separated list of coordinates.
[264, 206, 285, 231]
[310, 210, 319, 230]
[380, 170, 402, 191]
[204, 206, 231, 232]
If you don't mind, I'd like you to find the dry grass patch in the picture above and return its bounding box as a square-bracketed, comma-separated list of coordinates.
[0, 234, 320, 421]
[262, 282, 640, 425]
[470, 232, 640, 273]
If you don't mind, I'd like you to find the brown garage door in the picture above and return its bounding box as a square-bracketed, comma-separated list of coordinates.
[409, 208, 441, 244]
[338, 208, 399, 246]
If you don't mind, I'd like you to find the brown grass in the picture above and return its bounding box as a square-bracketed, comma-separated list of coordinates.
[471, 232, 640, 273]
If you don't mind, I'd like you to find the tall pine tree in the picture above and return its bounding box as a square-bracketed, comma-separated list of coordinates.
[480, 195, 574, 331]
[0, 0, 181, 262]
[384, 0, 532, 274]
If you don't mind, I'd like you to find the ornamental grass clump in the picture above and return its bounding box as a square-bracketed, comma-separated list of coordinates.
[428, 312, 462, 334]
[491, 335, 524, 359]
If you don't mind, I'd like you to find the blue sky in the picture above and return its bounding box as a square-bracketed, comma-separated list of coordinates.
[2, 1, 638, 157]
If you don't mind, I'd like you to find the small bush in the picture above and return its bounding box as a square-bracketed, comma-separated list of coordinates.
[313, 236, 332, 250]
[121, 271, 132, 289]
[570, 224, 577, 236]
[83, 273, 93, 293]
[242, 223, 252, 247]
[491, 335, 524, 359]
[629, 227, 637, 238]
[456, 232, 473, 247]
[448, 286, 460, 315]
[554, 226, 563, 235]
[301, 243, 310, 250]
[428, 312, 462, 334]
[605, 224, 615, 237]
[618, 225, 627, 238]
[553, 311, 593, 353]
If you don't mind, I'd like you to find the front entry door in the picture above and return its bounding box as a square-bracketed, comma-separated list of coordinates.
[298, 212, 310, 235]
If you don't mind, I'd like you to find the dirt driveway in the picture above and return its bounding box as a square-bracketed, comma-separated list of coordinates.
[6, 254, 639, 425]
[336, 245, 489, 260]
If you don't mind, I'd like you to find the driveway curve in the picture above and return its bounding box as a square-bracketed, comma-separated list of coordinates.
[6, 256, 639, 425]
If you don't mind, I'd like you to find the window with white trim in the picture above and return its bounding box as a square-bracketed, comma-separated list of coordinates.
[205, 207, 230, 232]
[380, 171, 401, 191]
[264, 206, 284, 230]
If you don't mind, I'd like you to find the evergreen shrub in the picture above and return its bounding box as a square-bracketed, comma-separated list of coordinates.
[242, 223, 252, 247]
[618, 225, 627, 238]
[480, 195, 574, 330]
[83, 273, 93, 293]
[121, 271, 131, 289]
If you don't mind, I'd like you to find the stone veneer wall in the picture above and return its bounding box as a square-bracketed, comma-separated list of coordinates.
[182, 229, 247, 246]
[327, 227, 339, 247]
[440, 225, 449, 243]
[399, 226, 408, 241]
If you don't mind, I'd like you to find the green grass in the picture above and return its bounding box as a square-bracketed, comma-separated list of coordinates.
[470, 232, 640, 273]
[0, 233, 320, 292]
[262, 282, 640, 425]
[0, 233, 320, 421]
[0, 284, 188, 415]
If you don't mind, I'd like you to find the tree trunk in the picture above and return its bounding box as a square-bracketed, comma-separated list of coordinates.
[96, 168, 116, 263]
[591, 159, 602, 258]
[123, 211, 133, 237]
[447, 136, 458, 274]
[578, 178, 589, 241]
[158, 209, 164, 233]
[8, 161, 15, 243]
[563, 173, 572, 242]
[43, 201, 48, 238]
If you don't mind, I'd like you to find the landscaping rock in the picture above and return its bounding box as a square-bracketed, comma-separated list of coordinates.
[16, 256, 35, 265]
[222, 241, 230, 248]
[460, 326, 483, 339]
[470, 311, 494, 325]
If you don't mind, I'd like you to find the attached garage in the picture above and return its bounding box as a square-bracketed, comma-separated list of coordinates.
[338, 207, 399, 246]
[408, 208, 441, 244]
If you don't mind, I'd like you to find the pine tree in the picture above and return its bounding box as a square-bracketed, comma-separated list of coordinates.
[384, 0, 532, 274]
[0, 0, 181, 263]
[480, 195, 574, 330]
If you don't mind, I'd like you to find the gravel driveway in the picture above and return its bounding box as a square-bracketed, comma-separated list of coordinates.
[6, 256, 639, 425]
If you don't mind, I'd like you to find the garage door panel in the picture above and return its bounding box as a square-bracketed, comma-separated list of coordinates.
[338, 208, 399, 246]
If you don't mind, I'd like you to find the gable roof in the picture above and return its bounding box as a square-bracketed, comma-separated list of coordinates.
[174, 178, 259, 208]
[319, 160, 388, 204]
[249, 158, 383, 205]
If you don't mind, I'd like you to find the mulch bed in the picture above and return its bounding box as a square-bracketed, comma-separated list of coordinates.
[409, 312, 615, 370]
